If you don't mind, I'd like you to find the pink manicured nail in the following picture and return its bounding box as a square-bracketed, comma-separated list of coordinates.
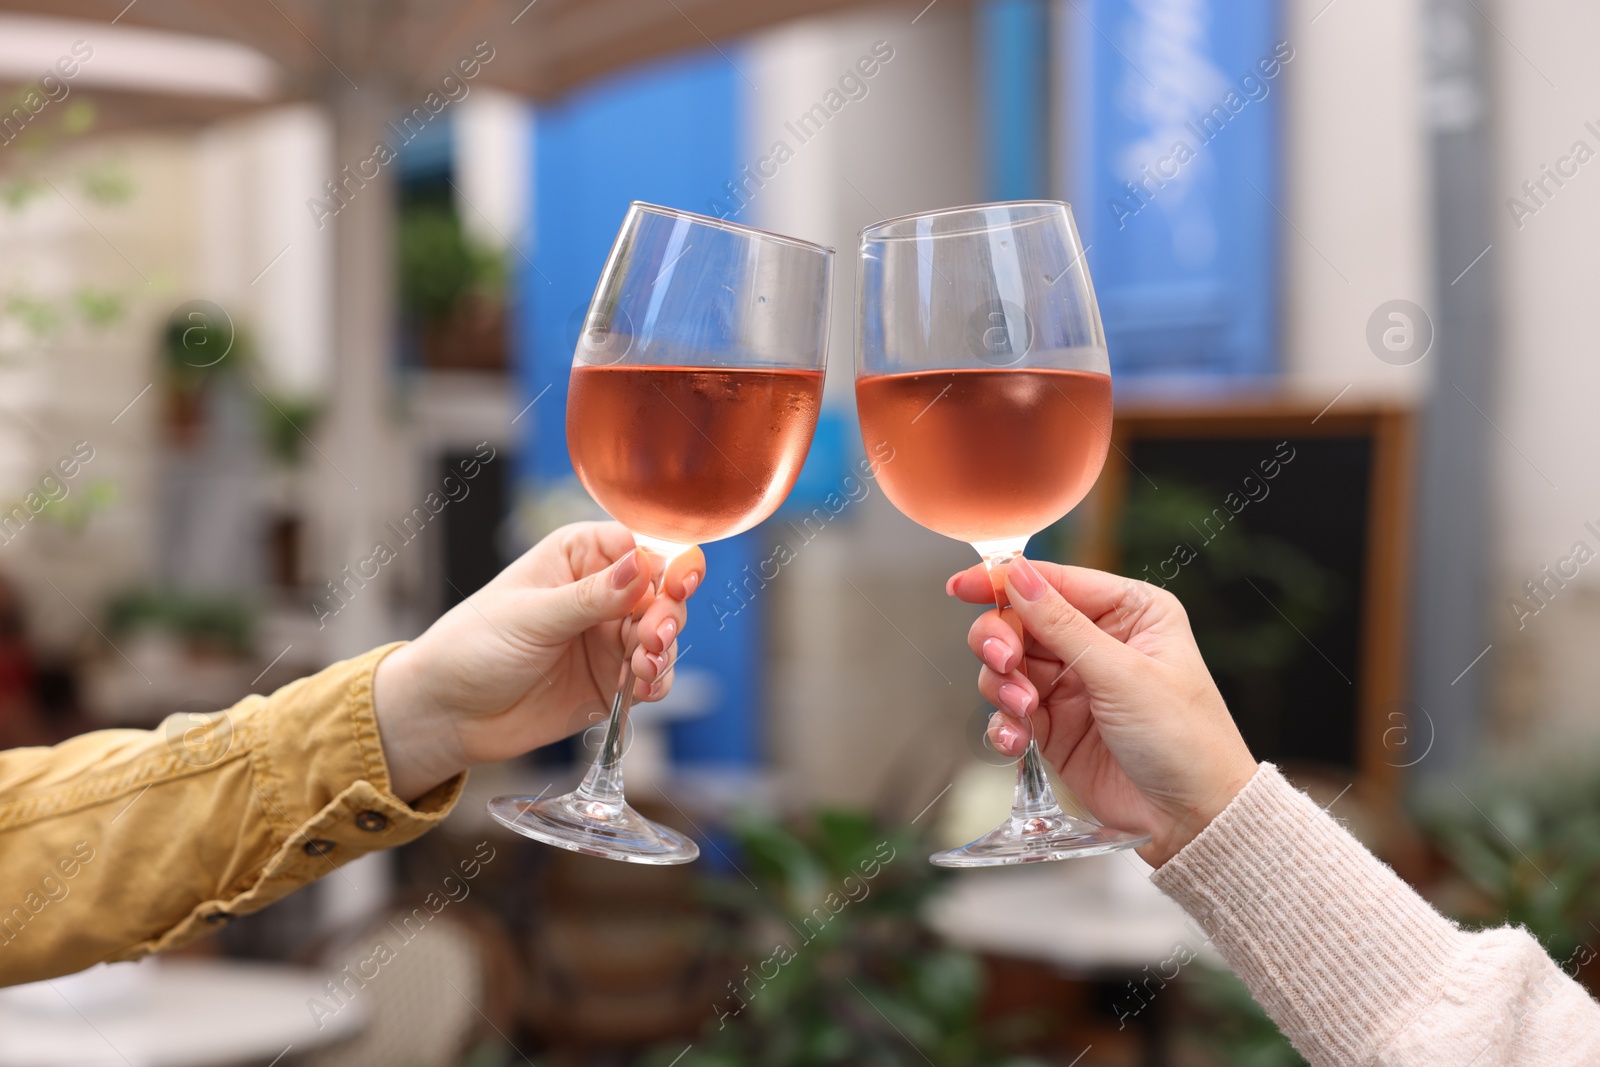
[997, 682, 1030, 716]
[981, 637, 1013, 674]
[612, 551, 640, 589]
[945, 574, 959, 596]
[681, 571, 701, 597]
[1009, 556, 1046, 601]
[657, 618, 677, 646]
[996, 723, 1021, 751]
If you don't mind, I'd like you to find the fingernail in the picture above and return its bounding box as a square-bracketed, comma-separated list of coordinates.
[945, 574, 959, 596]
[996, 723, 1021, 751]
[658, 617, 677, 645]
[611, 550, 640, 589]
[997, 682, 1030, 716]
[645, 652, 666, 680]
[681, 571, 701, 597]
[1009, 556, 1046, 601]
[981, 637, 1012, 674]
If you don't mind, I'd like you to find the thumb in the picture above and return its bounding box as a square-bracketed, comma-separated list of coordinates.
[1005, 555, 1132, 689]
[534, 549, 651, 639]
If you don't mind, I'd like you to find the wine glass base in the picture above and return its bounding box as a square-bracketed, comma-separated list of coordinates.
[488, 792, 700, 865]
[929, 812, 1150, 868]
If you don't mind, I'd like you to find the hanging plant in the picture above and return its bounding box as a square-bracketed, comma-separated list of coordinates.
[158, 302, 250, 447]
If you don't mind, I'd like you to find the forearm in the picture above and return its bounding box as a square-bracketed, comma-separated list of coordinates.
[1153, 764, 1600, 1066]
[0, 643, 462, 986]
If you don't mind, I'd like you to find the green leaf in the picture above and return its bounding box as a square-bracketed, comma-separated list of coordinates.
[79, 159, 134, 205]
[73, 286, 125, 328]
[912, 949, 980, 1016]
[814, 809, 878, 872]
[61, 99, 96, 135]
[397, 203, 506, 323]
[257, 393, 324, 467]
[1, 177, 46, 211]
[5, 294, 63, 338]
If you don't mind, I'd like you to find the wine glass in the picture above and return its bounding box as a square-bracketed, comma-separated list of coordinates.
[854, 200, 1150, 866]
[489, 202, 833, 864]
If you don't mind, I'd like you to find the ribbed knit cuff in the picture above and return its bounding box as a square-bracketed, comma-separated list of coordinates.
[1152, 763, 1462, 1065]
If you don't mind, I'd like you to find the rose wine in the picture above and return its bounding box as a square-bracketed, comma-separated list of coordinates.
[568, 364, 825, 545]
[854, 366, 1112, 544]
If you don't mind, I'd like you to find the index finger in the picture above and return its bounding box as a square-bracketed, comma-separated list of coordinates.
[662, 546, 707, 600]
[947, 560, 1154, 622]
[619, 544, 704, 638]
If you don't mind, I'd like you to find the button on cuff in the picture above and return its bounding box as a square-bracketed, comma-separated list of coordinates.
[354, 810, 388, 833]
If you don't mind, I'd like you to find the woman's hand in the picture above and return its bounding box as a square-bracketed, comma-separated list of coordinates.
[948, 557, 1257, 868]
[374, 521, 705, 800]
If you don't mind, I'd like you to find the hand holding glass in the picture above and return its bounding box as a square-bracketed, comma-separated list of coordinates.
[489, 203, 833, 863]
[854, 201, 1150, 866]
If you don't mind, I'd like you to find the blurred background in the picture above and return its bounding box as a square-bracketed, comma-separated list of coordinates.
[2, 0, 1598, 1064]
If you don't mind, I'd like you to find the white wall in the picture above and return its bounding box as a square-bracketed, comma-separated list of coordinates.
[745, 7, 980, 408]
[195, 100, 522, 655]
[197, 105, 333, 396]
[453, 89, 533, 252]
[0, 135, 190, 651]
[1486, 0, 1600, 753]
[1278, 0, 1432, 403]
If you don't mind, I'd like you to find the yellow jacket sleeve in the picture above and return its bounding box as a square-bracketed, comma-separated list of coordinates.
[0, 642, 463, 986]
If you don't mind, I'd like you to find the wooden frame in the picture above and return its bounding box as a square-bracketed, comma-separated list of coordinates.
[1084, 396, 1417, 810]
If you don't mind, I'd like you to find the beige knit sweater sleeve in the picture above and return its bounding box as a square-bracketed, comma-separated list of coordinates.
[1150, 763, 1600, 1066]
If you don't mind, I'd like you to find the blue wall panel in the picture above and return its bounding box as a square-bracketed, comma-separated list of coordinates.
[518, 50, 762, 766]
[979, 0, 1051, 201]
[1068, 0, 1284, 379]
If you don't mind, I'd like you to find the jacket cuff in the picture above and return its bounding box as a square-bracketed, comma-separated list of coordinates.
[128, 643, 464, 956]
[1151, 763, 1460, 1065]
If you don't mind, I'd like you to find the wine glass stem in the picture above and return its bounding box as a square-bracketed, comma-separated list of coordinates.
[977, 540, 1067, 825]
[574, 603, 644, 811]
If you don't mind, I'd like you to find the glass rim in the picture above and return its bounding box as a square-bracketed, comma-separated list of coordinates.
[859, 199, 1075, 242]
[629, 201, 836, 256]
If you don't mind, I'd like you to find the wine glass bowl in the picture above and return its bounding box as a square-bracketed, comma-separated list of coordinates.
[853, 200, 1150, 867]
[569, 204, 833, 553]
[566, 363, 826, 549]
[490, 203, 833, 864]
[854, 366, 1112, 545]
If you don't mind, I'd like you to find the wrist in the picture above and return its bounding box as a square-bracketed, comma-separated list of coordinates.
[373, 643, 467, 802]
[1198, 757, 1260, 826]
[1146, 757, 1260, 868]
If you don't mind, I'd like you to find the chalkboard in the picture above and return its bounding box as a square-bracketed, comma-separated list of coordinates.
[1085, 400, 1415, 805]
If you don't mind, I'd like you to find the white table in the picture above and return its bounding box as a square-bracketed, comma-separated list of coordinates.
[923, 852, 1221, 971]
[0, 959, 368, 1067]
[923, 855, 1220, 1062]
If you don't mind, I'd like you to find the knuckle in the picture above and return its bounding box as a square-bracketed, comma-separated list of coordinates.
[576, 574, 608, 614]
[1039, 595, 1083, 636]
[1123, 579, 1160, 613]
[572, 584, 598, 616]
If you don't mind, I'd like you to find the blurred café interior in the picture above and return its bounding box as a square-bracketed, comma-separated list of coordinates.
[1, 0, 1598, 1064]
